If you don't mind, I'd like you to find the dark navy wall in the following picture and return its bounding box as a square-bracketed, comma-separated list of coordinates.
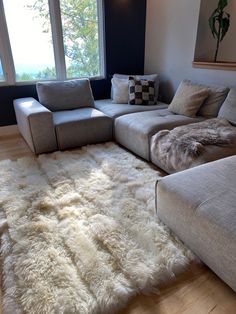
[0, 0, 146, 126]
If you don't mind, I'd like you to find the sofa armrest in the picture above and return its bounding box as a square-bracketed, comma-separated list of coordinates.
[13, 97, 57, 154]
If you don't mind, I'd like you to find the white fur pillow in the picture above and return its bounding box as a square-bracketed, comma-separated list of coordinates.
[111, 77, 129, 104]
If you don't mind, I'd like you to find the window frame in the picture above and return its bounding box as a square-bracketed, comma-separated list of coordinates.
[0, 0, 105, 86]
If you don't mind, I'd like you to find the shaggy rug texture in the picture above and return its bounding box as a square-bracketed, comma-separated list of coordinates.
[0, 143, 194, 314]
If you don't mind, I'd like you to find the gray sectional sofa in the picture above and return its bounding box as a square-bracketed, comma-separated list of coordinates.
[13, 79, 169, 154]
[15, 78, 235, 164]
[114, 81, 236, 167]
[115, 109, 205, 160]
[156, 156, 236, 292]
[13, 77, 236, 292]
[14, 79, 114, 154]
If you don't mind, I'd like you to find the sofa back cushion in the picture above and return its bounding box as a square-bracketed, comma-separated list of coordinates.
[197, 84, 229, 117]
[36, 79, 94, 112]
[168, 80, 210, 117]
[218, 88, 236, 126]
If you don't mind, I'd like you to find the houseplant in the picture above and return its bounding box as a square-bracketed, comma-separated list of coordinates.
[209, 0, 230, 62]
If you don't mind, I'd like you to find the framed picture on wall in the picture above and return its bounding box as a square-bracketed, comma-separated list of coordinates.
[193, 0, 236, 70]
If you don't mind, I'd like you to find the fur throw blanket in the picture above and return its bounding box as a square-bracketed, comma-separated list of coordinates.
[151, 118, 236, 173]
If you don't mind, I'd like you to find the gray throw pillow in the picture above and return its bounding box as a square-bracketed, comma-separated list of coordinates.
[218, 89, 236, 126]
[36, 78, 94, 112]
[168, 80, 210, 117]
[197, 84, 229, 117]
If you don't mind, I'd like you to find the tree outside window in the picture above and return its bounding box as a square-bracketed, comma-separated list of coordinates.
[1, 0, 103, 83]
[27, 0, 101, 80]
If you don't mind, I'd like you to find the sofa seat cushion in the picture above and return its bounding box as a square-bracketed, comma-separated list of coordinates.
[115, 109, 204, 161]
[53, 108, 113, 150]
[94, 99, 168, 119]
[156, 156, 236, 292]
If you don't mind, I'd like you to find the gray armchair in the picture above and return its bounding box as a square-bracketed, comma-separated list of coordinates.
[14, 79, 113, 154]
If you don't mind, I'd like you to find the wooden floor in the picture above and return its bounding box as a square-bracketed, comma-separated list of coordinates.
[0, 125, 236, 314]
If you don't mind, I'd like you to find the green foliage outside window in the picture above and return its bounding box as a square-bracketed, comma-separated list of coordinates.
[17, 0, 100, 81]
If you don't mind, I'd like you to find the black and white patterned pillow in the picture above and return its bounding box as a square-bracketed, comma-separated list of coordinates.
[129, 77, 156, 105]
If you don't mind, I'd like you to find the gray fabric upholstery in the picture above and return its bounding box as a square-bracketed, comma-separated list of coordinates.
[36, 79, 94, 112]
[198, 144, 236, 163]
[14, 98, 57, 154]
[156, 156, 236, 292]
[115, 109, 204, 160]
[53, 108, 113, 150]
[197, 84, 229, 117]
[94, 99, 168, 119]
[218, 88, 236, 126]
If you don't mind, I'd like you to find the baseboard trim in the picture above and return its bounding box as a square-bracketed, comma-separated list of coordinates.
[0, 124, 18, 136]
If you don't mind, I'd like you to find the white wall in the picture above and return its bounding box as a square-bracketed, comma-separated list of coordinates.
[145, 0, 236, 103]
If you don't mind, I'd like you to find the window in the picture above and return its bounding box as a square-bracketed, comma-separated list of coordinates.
[3, 0, 56, 81]
[0, 59, 4, 81]
[60, 0, 101, 78]
[0, 0, 104, 85]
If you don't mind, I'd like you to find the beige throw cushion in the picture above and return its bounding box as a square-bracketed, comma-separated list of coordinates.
[168, 80, 210, 117]
[171, 80, 229, 117]
[111, 77, 129, 104]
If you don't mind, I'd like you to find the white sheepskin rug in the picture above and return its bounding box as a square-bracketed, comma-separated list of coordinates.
[0, 143, 193, 314]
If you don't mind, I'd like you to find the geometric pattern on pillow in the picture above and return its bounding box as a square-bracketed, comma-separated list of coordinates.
[129, 77, 156, 105]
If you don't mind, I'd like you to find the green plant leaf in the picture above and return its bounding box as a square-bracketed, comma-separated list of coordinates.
[220, 17, 230, 41]
[209, 0, 230, 40]
[209, 8, 219, 21]
[209, 0, 230, 61]
[209, 15, 218, 38]
[218, 0, 228, 10]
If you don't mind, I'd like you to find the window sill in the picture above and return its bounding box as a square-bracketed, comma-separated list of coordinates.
[0, 75, 106, 87]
